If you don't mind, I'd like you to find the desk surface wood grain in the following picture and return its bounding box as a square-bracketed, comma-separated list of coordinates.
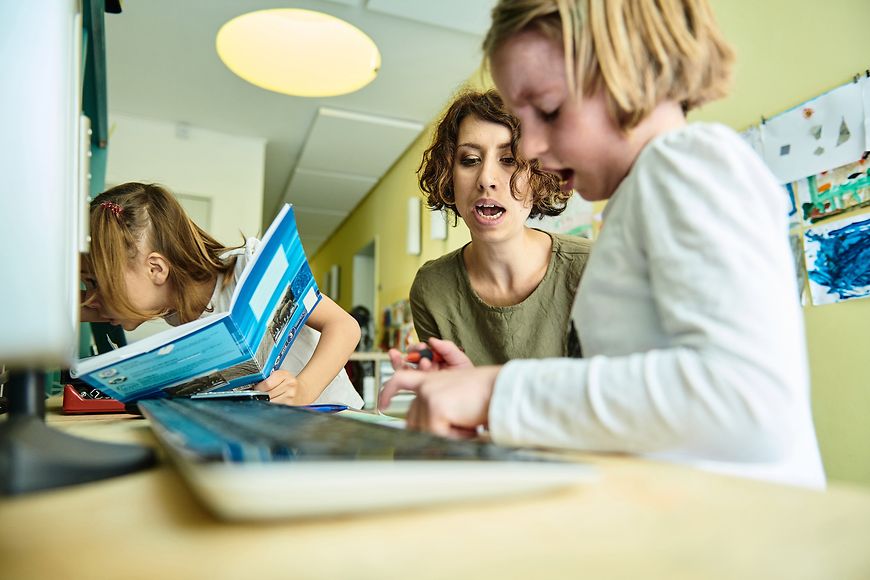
[2, 402, 869, 580]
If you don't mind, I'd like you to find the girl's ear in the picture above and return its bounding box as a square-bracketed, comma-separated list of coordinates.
[145, 252, 171, 286]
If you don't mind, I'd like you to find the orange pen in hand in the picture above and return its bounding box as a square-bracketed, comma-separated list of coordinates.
[404, 348, 444, 364]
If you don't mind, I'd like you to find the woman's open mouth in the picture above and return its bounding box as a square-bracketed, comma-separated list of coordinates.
[474, 201, 506, 221]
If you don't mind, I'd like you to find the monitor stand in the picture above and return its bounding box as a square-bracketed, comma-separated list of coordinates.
[0, 369, 155, 495]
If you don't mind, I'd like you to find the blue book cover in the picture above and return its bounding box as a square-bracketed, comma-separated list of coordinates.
[71, 204, 321, 402]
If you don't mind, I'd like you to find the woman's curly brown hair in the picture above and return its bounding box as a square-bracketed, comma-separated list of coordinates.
[417, 89, 570, 221]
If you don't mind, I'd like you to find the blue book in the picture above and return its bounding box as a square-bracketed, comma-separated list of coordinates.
[72, 204, 321, 403]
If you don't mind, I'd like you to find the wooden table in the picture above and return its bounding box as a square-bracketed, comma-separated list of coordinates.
[2, 402, 870, 579]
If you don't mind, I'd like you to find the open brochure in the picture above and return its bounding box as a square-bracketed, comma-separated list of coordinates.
[72, 204, 321, 403]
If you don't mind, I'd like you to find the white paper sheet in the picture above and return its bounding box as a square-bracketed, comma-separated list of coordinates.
[739, 124, 764, 158]
[762, 81, 866, 184]
[531, 194, 594, 237]
[863, 75, 870, 150]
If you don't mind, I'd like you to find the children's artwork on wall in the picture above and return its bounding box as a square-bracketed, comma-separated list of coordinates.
[740, 125, 764, 157]
[803, 211, 870, 305]
[784, 182, 802, 230]
[531, 194, 594, 238]
[762, 79, 867, 184]
[790, 152, 870, 224]
[864, 76, 870, 148]
[789, 231, 808, 305]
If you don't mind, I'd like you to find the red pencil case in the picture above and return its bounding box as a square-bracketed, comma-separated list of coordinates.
[62, 384, 126, 414]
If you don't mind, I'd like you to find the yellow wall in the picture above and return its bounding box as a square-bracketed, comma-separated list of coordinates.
[692, 0, 870, 487]
[313, 0, 870, 485]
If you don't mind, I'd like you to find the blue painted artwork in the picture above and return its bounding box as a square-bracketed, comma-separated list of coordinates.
[803, 212, 870, 305]
[784, 182, 800, 230]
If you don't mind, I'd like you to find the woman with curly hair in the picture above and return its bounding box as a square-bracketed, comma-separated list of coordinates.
[407, 89, 592, 366]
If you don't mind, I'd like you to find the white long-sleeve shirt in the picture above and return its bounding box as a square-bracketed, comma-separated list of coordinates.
[489, 123, 825, 489]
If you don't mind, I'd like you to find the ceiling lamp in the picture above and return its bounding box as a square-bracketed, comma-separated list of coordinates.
[216, 9, 380, 98]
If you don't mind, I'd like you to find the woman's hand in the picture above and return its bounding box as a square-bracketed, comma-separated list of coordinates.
[254, 370, 301, 405]
[388, 338, 474, 372]
[378, 365, 501, 438]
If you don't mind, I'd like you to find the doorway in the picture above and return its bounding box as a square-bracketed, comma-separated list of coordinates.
[351, 240, 376, 350]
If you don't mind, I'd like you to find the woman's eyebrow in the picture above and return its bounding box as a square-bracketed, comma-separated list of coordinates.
[457, 142, 482, 150]
[457, 142, 512, 150]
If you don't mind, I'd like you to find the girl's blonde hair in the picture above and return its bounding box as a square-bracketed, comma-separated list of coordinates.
[86, 182, 241, 324]
[483, 0, 735, 130]
[418, 89, 569, 220]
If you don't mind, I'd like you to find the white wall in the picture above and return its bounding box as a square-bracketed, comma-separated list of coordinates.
[106, 113, 266, 244]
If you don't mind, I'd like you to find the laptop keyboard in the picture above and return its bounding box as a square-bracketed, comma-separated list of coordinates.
[139, 398, 540, 463]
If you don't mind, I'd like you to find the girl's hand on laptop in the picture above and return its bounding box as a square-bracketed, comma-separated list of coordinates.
[254, 370, 299, 405]
[378, 365, 500, 438]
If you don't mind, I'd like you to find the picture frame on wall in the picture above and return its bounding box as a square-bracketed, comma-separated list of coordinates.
[407, 197, 421, 255]
[328, 264, 340, 300]
[430, 209, 448, 240]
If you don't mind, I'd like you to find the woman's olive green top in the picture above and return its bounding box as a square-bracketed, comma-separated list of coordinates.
[409, 232, 592, 366]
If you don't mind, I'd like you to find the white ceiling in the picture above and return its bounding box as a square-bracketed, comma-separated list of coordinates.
[104, 0, 496, 254]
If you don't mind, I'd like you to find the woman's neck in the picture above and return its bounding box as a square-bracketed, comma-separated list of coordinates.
[463, 227, 552, 307]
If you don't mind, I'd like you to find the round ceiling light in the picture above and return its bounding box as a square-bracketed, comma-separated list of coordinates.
[216, 9, 381, 98]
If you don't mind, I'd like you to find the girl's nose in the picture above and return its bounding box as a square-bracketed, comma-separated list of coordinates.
[518, 120, 547, 162]
[84, 291, 102, 309]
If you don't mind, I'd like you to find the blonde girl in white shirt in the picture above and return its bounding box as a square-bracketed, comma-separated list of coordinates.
[380, 0, 825, 488]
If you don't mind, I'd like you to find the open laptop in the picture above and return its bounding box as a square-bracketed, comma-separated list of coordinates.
[138, 397, 595, 520]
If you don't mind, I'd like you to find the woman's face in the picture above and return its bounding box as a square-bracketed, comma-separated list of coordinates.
[451, 114, 533, 243]
[491, 29, 630, 202]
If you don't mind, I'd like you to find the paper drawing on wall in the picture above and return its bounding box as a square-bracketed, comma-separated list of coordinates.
[790, 152, 870, 224]
[761, 79, 866, 184]
[803, 212, 870, 305]
[789, 231, 808, 305]
[739, 125, 763, 157]
[864, 77, 870, 148]
[531, 194, 594, 238]
[837, 117, 851, 146]
[784, 182, 801, 230]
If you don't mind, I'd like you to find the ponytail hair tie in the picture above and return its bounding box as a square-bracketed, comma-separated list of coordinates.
[100, 201, 124, 217]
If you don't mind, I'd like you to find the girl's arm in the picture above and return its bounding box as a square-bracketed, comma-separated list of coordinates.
[289, 295, 360, 405]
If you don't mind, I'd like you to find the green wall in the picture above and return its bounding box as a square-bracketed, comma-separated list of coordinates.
[312, 0, 870, 486]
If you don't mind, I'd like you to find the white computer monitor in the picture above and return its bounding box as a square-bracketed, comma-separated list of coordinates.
[0, 1, 154, 497]
[1, 1, 82, 368]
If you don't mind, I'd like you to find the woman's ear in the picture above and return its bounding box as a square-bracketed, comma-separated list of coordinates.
[145, 252, 171, 286]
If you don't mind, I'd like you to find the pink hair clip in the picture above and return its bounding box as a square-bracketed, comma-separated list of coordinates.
[100, 201, 124, 217]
